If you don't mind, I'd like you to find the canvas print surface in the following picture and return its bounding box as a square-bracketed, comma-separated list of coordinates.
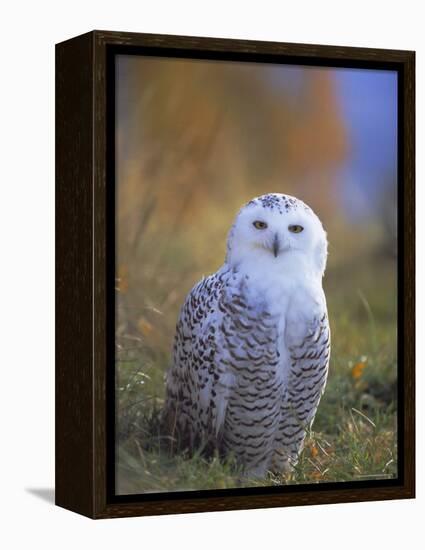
[114, 55, 398, 495]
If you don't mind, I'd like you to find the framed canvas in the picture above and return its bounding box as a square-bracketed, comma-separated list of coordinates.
[55, 30, 415, 519]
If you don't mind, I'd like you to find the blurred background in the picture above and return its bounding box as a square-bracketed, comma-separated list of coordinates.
[115, 55, 398, 494]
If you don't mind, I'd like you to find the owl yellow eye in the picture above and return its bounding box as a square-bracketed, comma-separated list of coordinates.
[288, 224, 304, 233]
[253, 220, 268, 230]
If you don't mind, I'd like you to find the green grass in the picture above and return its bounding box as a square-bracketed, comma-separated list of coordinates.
[115, 255, 398, 494]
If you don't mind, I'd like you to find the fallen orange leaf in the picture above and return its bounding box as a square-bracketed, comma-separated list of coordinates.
[138, 318, 154, 337]
[351, 361, 366, 380]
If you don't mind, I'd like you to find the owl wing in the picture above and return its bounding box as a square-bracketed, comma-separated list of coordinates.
[162, 267, 236, 452]
[273, 290, 330, 470]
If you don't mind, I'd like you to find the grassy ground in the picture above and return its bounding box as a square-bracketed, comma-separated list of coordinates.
[116, 249, 398, 495]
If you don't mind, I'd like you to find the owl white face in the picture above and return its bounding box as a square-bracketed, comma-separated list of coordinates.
[226, 194, 328, 278]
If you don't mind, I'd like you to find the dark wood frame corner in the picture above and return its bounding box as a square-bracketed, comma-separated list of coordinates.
[55, 30, 415, 519]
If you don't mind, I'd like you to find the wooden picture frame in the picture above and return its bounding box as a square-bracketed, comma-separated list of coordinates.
[55, 30, 415, 519]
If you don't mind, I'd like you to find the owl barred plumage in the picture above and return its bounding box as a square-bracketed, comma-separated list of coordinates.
[162, 193, 330, 477]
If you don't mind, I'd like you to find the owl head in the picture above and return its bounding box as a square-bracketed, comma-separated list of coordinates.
[226, 193, 328, 278]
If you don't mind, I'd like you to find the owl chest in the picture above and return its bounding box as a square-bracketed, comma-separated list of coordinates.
[218, 296, 288, 389]
[216, 307, 285, 453]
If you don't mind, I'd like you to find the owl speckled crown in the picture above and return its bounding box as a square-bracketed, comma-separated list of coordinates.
[247, 193, 311, 214]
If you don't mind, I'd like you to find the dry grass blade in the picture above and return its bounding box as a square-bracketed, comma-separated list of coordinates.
[351, 407, 376, 428]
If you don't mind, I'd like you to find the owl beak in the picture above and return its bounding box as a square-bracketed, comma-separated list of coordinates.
[272, 234, 280, 257]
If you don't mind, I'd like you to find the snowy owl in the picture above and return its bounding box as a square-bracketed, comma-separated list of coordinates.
[162, 193, 330, 477]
